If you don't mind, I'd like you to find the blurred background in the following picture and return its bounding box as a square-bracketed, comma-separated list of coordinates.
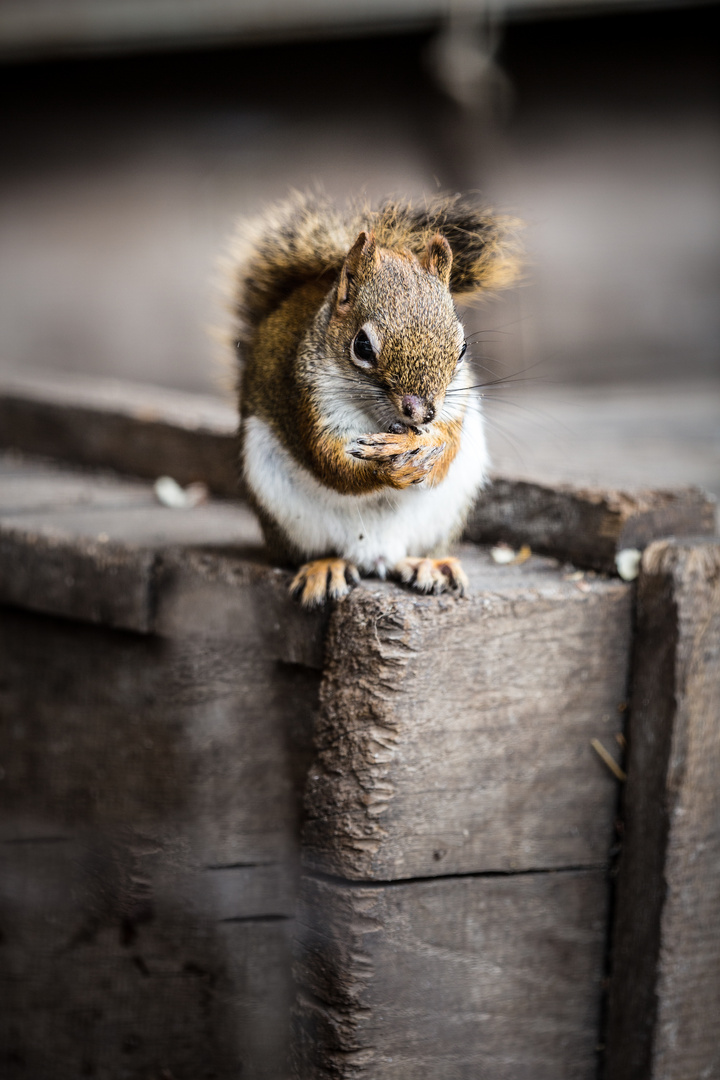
[0, 0, 718, 495]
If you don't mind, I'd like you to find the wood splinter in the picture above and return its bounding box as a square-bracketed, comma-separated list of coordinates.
[591, 738, 627, 781]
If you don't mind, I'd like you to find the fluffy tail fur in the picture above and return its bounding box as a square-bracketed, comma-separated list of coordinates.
[225, 190, 522, 346]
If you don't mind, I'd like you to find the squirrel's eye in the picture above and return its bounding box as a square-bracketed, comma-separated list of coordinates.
[457, 341, 467, 366]
[352, 329, 377, 368]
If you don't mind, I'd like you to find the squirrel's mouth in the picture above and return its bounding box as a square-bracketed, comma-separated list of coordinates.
[387, 420, 421, 435]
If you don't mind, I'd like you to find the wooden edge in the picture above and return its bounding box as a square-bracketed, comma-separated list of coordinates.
[300, 571, 633, 882]
[1, 372, 715, 573]
[0, 519, 328, 659]
[604, 536, 720, 1080]
[0, 525, 157, 633]
[291, 869, 611, 1080]
[466, 477, 716, 574]
[0, 371, 242, 498]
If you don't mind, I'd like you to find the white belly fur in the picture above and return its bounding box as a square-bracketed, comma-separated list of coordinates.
[243, 406, 488, 574]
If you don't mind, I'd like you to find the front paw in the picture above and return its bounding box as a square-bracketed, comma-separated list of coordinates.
[348, 433, 445, 488]
[394, 556, 469, 596]
[290, 558, 360, 608]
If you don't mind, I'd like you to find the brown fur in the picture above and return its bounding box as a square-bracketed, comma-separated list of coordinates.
[226, 191, 522, 358]
[226, 191, 521, 589]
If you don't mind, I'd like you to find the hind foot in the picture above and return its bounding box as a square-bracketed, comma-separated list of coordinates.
[290, 558, 361, 608]
[395, 556, 468, 596]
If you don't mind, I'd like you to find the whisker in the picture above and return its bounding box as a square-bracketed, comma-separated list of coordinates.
[447, 359, 548, 395]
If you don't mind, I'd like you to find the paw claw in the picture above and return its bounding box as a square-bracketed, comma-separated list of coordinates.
[393, 557, 468, 596]
[290, 558, 360, 608]
[346, 564, 361, 586]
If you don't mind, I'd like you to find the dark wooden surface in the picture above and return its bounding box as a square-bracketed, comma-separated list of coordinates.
[0, 450, 633, 1079]
[303, 556, 632, 880]
[0, 454, 263, 635]
[605, 538, 720, 1080]
[1, 391, 717, 1079]
[0, 371, 240, 495]
[466, 477, 715, 575]
[1, 831, 298, 1080]
[1, 372, 715, 575]
[293, 870, 610, 1080]
[0, 591, 320, 1079]
[0, 513, 324, 1079]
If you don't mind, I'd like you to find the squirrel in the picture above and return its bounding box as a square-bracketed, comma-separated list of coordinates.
[226, 191, 520, 607]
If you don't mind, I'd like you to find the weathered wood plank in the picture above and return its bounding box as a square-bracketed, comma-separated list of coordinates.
[302, 549, 632, 880]
[0, 454, 329, 657]
[466, 477, 716, 575]
[2, 374, 714, 573]
[0, 525, 158, 633]
[0, 457, 264, 632]
[0, 370, 239, 496]
[605, 538, 720, 1080]
[0, 598, 320, 865]
[292, 870, 609, 1080]
[154, 547, 328, 670]
[0, 453, 156, 511]
[0, 591, 319, 1079]
[0, 835, 294, 1080]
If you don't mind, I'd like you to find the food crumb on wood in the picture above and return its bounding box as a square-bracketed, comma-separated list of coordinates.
[491, 542, 531, 565]
[615, 547, 642, 581]
[154, 476, 209, 509]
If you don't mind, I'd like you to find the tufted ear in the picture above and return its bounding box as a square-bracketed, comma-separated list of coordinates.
[337, 231, 378, 309]
[424, 233, 453, 287]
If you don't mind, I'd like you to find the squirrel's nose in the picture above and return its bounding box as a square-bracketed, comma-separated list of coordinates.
[401, 395, 435, 424]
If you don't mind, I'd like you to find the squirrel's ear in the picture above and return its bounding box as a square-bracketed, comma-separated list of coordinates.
[337, 231, 378, 309]
[424, 233, 453, 287]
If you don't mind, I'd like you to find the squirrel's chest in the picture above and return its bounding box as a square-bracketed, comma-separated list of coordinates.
[242, 410, 488, 572]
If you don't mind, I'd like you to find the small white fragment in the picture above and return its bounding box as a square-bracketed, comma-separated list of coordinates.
[616, 548, 642, 581]
[490, 542, 516, 565]
[154, 475, 192, 509]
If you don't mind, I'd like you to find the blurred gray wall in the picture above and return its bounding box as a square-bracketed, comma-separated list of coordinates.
[0, 6, 718, 395]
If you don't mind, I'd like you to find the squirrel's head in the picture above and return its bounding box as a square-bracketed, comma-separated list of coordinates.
[325, 231, 467, 429]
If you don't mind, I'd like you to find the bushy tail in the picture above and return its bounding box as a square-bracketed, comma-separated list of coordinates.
[223, 191, 354, 348]
[370, 195, 522, 298]
[224, 190, 522, 348]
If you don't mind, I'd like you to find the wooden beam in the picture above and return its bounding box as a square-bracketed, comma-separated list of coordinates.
[466, 477, 716, 575]
[605, 537, 720, 1080]
[293, 870, 609, 1079]
[0, 566, 322, 1077]
[0, 371, 240, 497]
[303, 559, 632, 880]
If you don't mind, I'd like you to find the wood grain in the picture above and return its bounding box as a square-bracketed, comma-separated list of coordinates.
[0, 370, 240, 496]
[0, 587, 321, 1079]
[292, 870, 609, 1080]
[0, 833, 295, 1080]
[303, 552, 632, 880]
[466, 476, 716, 574]
[605, 538, 720, 1080]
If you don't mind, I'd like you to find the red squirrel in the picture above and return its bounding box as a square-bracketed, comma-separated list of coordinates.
[226, 192, 520, 606]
